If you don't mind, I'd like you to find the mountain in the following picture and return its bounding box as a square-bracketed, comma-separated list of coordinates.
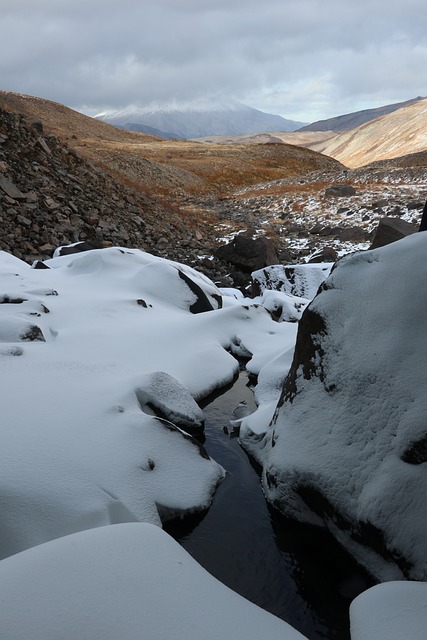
[299, 96, 425, 132]
[96, 99, 305, 138]
[306, 98, 427, 167]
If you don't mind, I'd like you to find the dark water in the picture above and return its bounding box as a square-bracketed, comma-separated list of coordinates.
[165, 374, 373, 640]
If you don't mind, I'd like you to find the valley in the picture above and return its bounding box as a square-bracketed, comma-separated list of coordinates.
[1, 90, 426, 289]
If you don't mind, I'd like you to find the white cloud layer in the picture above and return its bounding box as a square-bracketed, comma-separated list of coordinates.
[1, 0, 426, 122]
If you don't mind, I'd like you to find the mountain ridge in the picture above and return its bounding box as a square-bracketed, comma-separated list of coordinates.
[97, 100, 305, 139]
[306, 97, 427, 167]
[298, 96, 425, 132]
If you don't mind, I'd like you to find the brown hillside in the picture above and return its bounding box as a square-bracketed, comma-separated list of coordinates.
[307, 98, 427, 168]
[0, 91, 344, 199]
[0, 91, 160, 144]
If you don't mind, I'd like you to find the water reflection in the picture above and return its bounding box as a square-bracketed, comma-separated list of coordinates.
[165, 373, 373, 640]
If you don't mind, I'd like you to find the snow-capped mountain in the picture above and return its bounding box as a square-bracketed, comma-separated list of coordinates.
[96, 99, 305, 139]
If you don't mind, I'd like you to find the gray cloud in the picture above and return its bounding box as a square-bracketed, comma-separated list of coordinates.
[1, 0, 426, 122]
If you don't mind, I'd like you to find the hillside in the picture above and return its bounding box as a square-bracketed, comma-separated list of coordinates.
[298, 96, 424, 133]
[0, 91, 343, 199]
[191, 131, 336, 147]
[307, 98, 427, 168]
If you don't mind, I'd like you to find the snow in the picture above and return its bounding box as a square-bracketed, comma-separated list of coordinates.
[0, 246, 297, 559]
[135, 371, 205, 431]
[350, 581, 427, 640]
[242, 233, 427, 581]
[0, 523, 307, 640]
[3, 241, 425, 637]
[252, 262, 332, 300]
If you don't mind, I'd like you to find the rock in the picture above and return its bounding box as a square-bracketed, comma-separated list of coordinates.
[325, 184, 356, 197]
[246, 233, 427, 581]
[419, 200, 427, 232]
[0, 175, 26, 200]
[252, 263, 332, 299]
[370, 217, 418, 249]
[36, 137, 52, 155]
[215, 230, 279, 273]
[308, 247, 338, 263]
[135, 371, 205, 433]
[54, 241, 105, 256]
[336, 226, 368, 242]
[177, 269, 222, 313]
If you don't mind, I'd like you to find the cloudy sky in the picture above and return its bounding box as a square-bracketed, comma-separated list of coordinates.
[1, 0, 426, 123]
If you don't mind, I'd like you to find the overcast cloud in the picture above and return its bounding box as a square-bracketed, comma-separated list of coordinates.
[1, 0, 426, 122]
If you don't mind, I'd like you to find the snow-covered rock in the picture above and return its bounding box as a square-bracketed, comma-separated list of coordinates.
[252, 262, 332, 299]
[0, 523, 307, 640]
[242, 233, 427, 581]
[135, 371, 205, 433]
[350, 581, 427, 640]
[0, 246, 298, 559]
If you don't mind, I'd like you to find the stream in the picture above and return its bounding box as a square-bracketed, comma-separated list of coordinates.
[165, 373, 374, 640]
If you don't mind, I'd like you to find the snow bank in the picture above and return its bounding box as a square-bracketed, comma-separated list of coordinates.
[0, 523, 307, 640]
[350, 581, 427, 640]
[0, 247, 297, 558]
[243, 234, 427, 580]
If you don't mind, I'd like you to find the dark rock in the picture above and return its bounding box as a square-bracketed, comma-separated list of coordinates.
[401, 434, 427, 464]
[325, 184, 356, 197]
[0, 174, 26, 200]
[31, 120, 44, 133]
[371, 199, 388, 209]
[215, 230, 278, 273]
[370, 217, 418, 249]
[336, 226, 368, 242]
[20, 325, 45, 342]
[419, 200, 427, 232]
[55, 240, 105, 256]
[308, 247, 338, 263]
[407, 201, 423, 211]
[177, 269, 221, 314]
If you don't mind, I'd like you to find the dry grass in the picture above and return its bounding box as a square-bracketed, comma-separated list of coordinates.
[0, 91, 344, 201]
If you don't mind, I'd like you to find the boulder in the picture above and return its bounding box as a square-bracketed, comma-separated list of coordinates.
[325, 184, 356, 197]
[244, 233, 427, 581]
[135, 371, 205, 434]
[251, 263, 332, 299]
[370, 217, 417, 249]
[308, 247, 338, 264]
[215, 230, 278, 273]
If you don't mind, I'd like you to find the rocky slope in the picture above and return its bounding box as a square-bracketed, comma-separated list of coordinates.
[0, 107, 215, 266]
